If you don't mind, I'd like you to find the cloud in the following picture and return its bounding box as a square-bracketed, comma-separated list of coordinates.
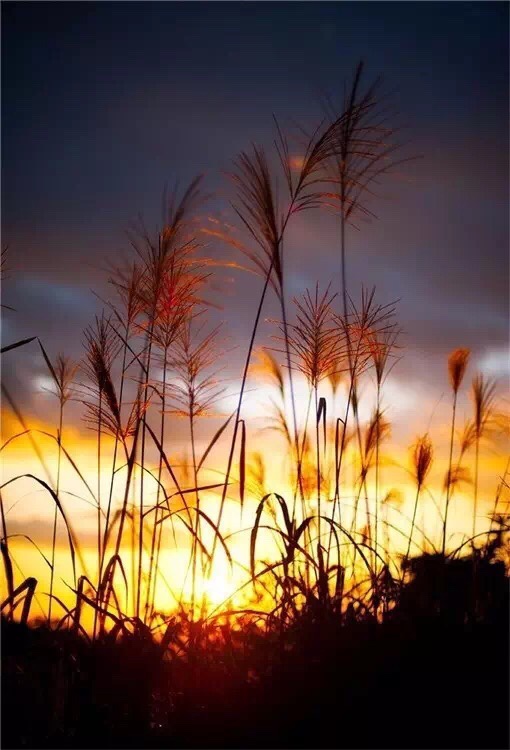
[12, 277, 96, 315]
[478, 346, 510, 378]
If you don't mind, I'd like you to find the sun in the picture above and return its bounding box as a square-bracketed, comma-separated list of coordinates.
[201, 573, 232, 606]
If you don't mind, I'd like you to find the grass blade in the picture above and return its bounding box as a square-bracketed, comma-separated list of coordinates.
[1, 336, 37, 355]
[1, 475, 76, 585]
[197, 411, 235, 473]
[239, 419, 246, 511]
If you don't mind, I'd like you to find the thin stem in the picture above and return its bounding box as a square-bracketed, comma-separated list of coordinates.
[211, 168, 303, 568]
[189, 410, 200, 619]
[443, 392, 457, 556]
[100, 322, 130, 581]
[402, 485, 421, 580]
[296, 389, 313, 582]
[145, 350, 168, 622]
[314, 385, 321, 544]
[487, 456, 510, 544]
[279, 276, 301, 526]
[340, 207, 348, 324]
[101, 367, 145, 626]
[93, 395, 102, 638]
[48, 403, 64, 625]
[136, 327, 155, 620]
[131, 469, 137, 616]
[0, 492, 13, 621]
[473, 435, 479, 542]
[97, 396, 102, 581]
[209, 259, 273, 572]
[326, 378, 353, 567]
[374, 383, 381, 578]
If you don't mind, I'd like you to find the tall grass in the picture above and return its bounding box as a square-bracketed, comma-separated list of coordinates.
[443, 347, 470, 554]
[0, 63, 508, 650]
[41, 354, 77, 624]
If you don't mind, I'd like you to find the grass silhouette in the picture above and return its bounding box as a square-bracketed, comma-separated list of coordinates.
[1, 62, 509, 749]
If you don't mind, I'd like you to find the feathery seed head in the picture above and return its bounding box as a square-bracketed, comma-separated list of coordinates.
[272, 283, 345, 388]
[471, 373, 497, 438]
[411, 434, 433, 489]
[167, 319, 226, 419]
[448, 348, 470, 394]
[46, 354, 78, 407]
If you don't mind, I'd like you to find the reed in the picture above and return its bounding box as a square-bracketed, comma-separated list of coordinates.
[0, 65, 507, 687]
[402, 434, 433, 576]
[470, 374, 497, 540]
[37, 354, 76, 623]
[443, 348, 470, 555]
[167, 317, 225, 617]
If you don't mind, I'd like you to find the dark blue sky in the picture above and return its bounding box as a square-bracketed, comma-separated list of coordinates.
[2, 1, 509, 429]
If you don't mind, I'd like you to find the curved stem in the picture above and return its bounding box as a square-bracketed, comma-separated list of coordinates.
[209, 260, 274, 572]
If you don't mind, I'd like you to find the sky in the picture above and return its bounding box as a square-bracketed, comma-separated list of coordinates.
[1, 2, 509, 612]
[3, 3, 509, 390]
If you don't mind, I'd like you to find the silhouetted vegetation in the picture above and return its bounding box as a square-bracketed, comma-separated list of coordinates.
[1, 62, 509, 749]
[2, 535, 509, 748]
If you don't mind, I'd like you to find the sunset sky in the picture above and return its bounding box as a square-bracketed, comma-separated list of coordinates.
[1, 2, 509, 614]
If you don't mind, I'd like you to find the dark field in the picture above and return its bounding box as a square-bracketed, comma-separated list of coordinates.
[3, 548, 509, 750]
